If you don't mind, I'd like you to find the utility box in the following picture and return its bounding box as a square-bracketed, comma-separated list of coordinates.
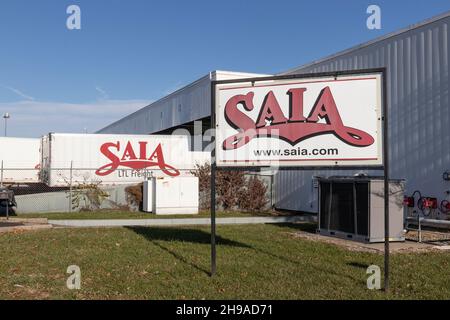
[317, 177, 405, 243]
[142, 178, 156, 213]
[142, 177, 199, 215]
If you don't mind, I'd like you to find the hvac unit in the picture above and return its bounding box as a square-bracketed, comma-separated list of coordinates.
[317, 177, 405, 243]
[143, 176, 199, 215]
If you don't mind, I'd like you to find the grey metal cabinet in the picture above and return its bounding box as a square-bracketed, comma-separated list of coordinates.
[317, 177, 405, 242]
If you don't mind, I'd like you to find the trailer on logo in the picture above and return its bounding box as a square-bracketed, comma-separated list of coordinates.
[40, 133, 209, 187]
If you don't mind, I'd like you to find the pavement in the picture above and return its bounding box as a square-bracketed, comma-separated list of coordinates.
[0, 217, 52, 233]
[48, 215, 317, 228]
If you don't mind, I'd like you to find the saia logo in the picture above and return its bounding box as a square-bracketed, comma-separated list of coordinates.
[95, 141, 180, 176]
[222, 86, 375, 150]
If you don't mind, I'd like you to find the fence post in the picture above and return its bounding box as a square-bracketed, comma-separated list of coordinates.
[69, 161, 73, 213]
[0, 160, 3, 188]
[270, 173, 275, 209]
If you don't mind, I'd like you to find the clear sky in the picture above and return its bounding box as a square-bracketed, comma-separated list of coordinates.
[0, 0, 449, 137]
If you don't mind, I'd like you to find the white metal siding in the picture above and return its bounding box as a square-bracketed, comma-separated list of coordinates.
[275, 14, 450, 212]
[97, 71, 269, 135]
[98, 75, 211, 135]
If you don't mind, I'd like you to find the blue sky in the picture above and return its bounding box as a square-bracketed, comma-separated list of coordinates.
[0, 0, 449, 137]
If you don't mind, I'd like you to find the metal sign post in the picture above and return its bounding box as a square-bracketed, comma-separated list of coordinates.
[382, 71, 390, 292]
[210, 69, 389, 291]
[210, 163, 217, 276]
[210, 81, 217, 276]
[0, 160, 3, 188]
[69, 161, 73, 213]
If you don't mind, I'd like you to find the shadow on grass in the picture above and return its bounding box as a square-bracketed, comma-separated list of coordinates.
[269, 223, 371, 284]
[270, 222, 317, 233]
[127, 226, 251, 276]
[128, 224, 365, 284]
[128, 226, 251, 247]
[129, 225, 304, 276]
[0, 222, 23, 227]
[347, 262, 370, 269]
[128, 225, 306, 275]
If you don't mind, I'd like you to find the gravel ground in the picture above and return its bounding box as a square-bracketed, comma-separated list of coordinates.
[405, 229, 450, 244]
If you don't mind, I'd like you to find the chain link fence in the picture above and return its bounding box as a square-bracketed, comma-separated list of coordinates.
[0, 163, 274, 215]
[0, 165, 190, 214]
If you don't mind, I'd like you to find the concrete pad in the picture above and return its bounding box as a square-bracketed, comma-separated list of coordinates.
[0, 217, 48, 224]
[48, 215, 317, 228]
[292, 230, 436, 253]
[0, 224, 52, 234]
[356, 241, 435, 253]
[434, 245, 450, 251]
[0, 217, 52, 234]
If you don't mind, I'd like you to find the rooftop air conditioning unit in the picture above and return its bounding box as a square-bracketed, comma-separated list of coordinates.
[317, 177, 405, 243]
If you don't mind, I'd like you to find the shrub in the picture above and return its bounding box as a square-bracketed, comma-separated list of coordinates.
[216, 169, 246, 211]
[69, 181, 109, 211]
[125, 183, 143, 209]
[239, 175, 269, 212]
[191, 163, 269, 212]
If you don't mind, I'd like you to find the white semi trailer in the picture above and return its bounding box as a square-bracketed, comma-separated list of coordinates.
[40, 133, 209, 187]
[0, 137, 41, 183]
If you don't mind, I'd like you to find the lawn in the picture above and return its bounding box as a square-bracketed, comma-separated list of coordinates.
[0, 223, 449, 299]
[16, 210, 276, 220]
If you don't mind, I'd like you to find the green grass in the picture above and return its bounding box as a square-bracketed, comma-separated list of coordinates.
[0, 223, 449, 299]
[16, 210, 275, 220]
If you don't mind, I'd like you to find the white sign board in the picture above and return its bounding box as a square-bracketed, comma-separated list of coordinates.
[215, 73, 383, 167]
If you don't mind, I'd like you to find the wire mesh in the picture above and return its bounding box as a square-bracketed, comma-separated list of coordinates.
[0, 164, 274, 215]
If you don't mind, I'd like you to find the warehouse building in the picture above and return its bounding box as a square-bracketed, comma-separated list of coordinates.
[98, 11, 450, 214]
[98, 71, 269, 136]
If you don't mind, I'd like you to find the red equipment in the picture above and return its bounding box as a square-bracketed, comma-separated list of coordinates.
[403, 196, 414, 207]
[419, 197, 438, 209]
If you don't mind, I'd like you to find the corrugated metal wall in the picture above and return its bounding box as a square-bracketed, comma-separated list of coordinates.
[97, 75, 212, 135]
[97, 71, 269, 135]
[275, 13, 450, 212]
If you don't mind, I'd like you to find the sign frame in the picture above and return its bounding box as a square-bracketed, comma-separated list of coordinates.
[214, 70, 384, 170]
[209, 68, 390, 292]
